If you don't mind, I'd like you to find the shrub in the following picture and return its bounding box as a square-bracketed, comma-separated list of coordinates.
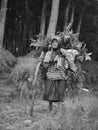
[82, 61, 98, 91]
[0, 48, 17, 73]
[9, 57, 38, 83]
[8, 56, 44, 99]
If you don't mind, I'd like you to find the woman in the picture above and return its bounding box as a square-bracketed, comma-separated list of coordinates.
[42, 37, 67, 111]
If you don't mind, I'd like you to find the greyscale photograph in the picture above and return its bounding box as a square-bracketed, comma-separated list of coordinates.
[0, 0, 98, 130]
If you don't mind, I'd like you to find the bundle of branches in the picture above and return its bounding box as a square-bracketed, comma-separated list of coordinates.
[65, 68, 88, 98]
[30, 34, 51, 48]
[30, 34, 51, 57]
[0, 48, 17, 73]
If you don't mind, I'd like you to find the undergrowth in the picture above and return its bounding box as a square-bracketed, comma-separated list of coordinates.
[8, 56, 44, 100]
[9, 57, 38, 83]
[31, 94, 98, 130]
[0, 48, 17, 73]
[0, 53, 98, 130]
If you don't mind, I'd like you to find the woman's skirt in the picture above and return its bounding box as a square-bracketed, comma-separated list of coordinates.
[43, 78, 66, 102]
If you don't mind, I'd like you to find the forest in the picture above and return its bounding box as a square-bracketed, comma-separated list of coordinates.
[1, 0, 98, 59]
[0, 0, 98, 130]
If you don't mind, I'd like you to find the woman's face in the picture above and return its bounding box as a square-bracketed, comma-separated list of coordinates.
[51, 40, 59, 49]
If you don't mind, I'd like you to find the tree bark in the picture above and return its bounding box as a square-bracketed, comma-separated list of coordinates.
[64, 0, 70, 31]
[40, 0, 47, 35]
[22, 24, 26, 55]
[76, 14, 82, 35]
[47, 0, 60, 38]
[0, 0, 8, 48]
[66, 3, 74, 31]
[76, 7, 86, 34]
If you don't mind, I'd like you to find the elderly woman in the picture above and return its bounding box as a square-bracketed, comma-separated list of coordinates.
[42, 38, 67, 111]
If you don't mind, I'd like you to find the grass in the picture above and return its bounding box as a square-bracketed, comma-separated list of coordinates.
[1, 54, 98, 130]
[8, 57, 38, 84]
[30, 93, 98, 130]
[7, 56, 44, 100]
[0, 88, 98, 130]
[0, 48, 17, 73]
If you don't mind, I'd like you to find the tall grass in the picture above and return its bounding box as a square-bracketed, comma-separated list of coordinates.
[0, 48, 16, 73]
[9, 57, 38, 84]
[8, 57, 44, 100]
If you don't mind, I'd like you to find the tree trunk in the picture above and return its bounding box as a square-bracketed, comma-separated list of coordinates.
[47, 0, 60, 38]
[22, 24, 27, 55]
[25, 0, 32, 54]
[76, 14, 82, 35]
[76, 7, 86, 34]
[0, 0, 8, 48]
[66, 3, 74, 31]
[40, 0, 47, 35]
[64, 0, 70, 31]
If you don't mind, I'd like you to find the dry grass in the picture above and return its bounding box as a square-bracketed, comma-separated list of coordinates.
[30, 93, 98, 130]
[9, 57, 38, 84]
[82, 61, 98, 91]
[8, 56, 44, 100]
[57, 94, 98, 130]
[1, 54, 98, 130]
[0, 92, 98, 130]
[0, 48, 17, 73]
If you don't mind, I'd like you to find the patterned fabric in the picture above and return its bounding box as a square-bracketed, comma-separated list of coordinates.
[54, 55, 64, 68]
[60, 48, 79, 60]
[43, 50, 53, 63]
[64, 59, 69, 69]
[67, 58, 77, 72]
[60, 48, 79, 72]
[43, 49, 79, 80]
[46, 56, 67, 80]
[54, 55, 68, 79]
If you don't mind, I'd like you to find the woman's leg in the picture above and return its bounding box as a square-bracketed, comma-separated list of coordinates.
[49, 101, 52, 112]
[58, 101, 62, 110]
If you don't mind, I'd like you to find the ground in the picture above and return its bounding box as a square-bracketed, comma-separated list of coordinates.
[0, 73, 98, 130]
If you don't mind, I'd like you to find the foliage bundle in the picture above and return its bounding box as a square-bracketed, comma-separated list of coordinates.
[30, 29, 92, 97]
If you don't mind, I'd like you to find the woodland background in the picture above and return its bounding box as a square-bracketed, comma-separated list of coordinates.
[0, 0, 98, 130]
[0, 0, 98, 60]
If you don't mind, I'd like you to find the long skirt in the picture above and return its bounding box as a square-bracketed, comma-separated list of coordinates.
[43, 78, 66, 102]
